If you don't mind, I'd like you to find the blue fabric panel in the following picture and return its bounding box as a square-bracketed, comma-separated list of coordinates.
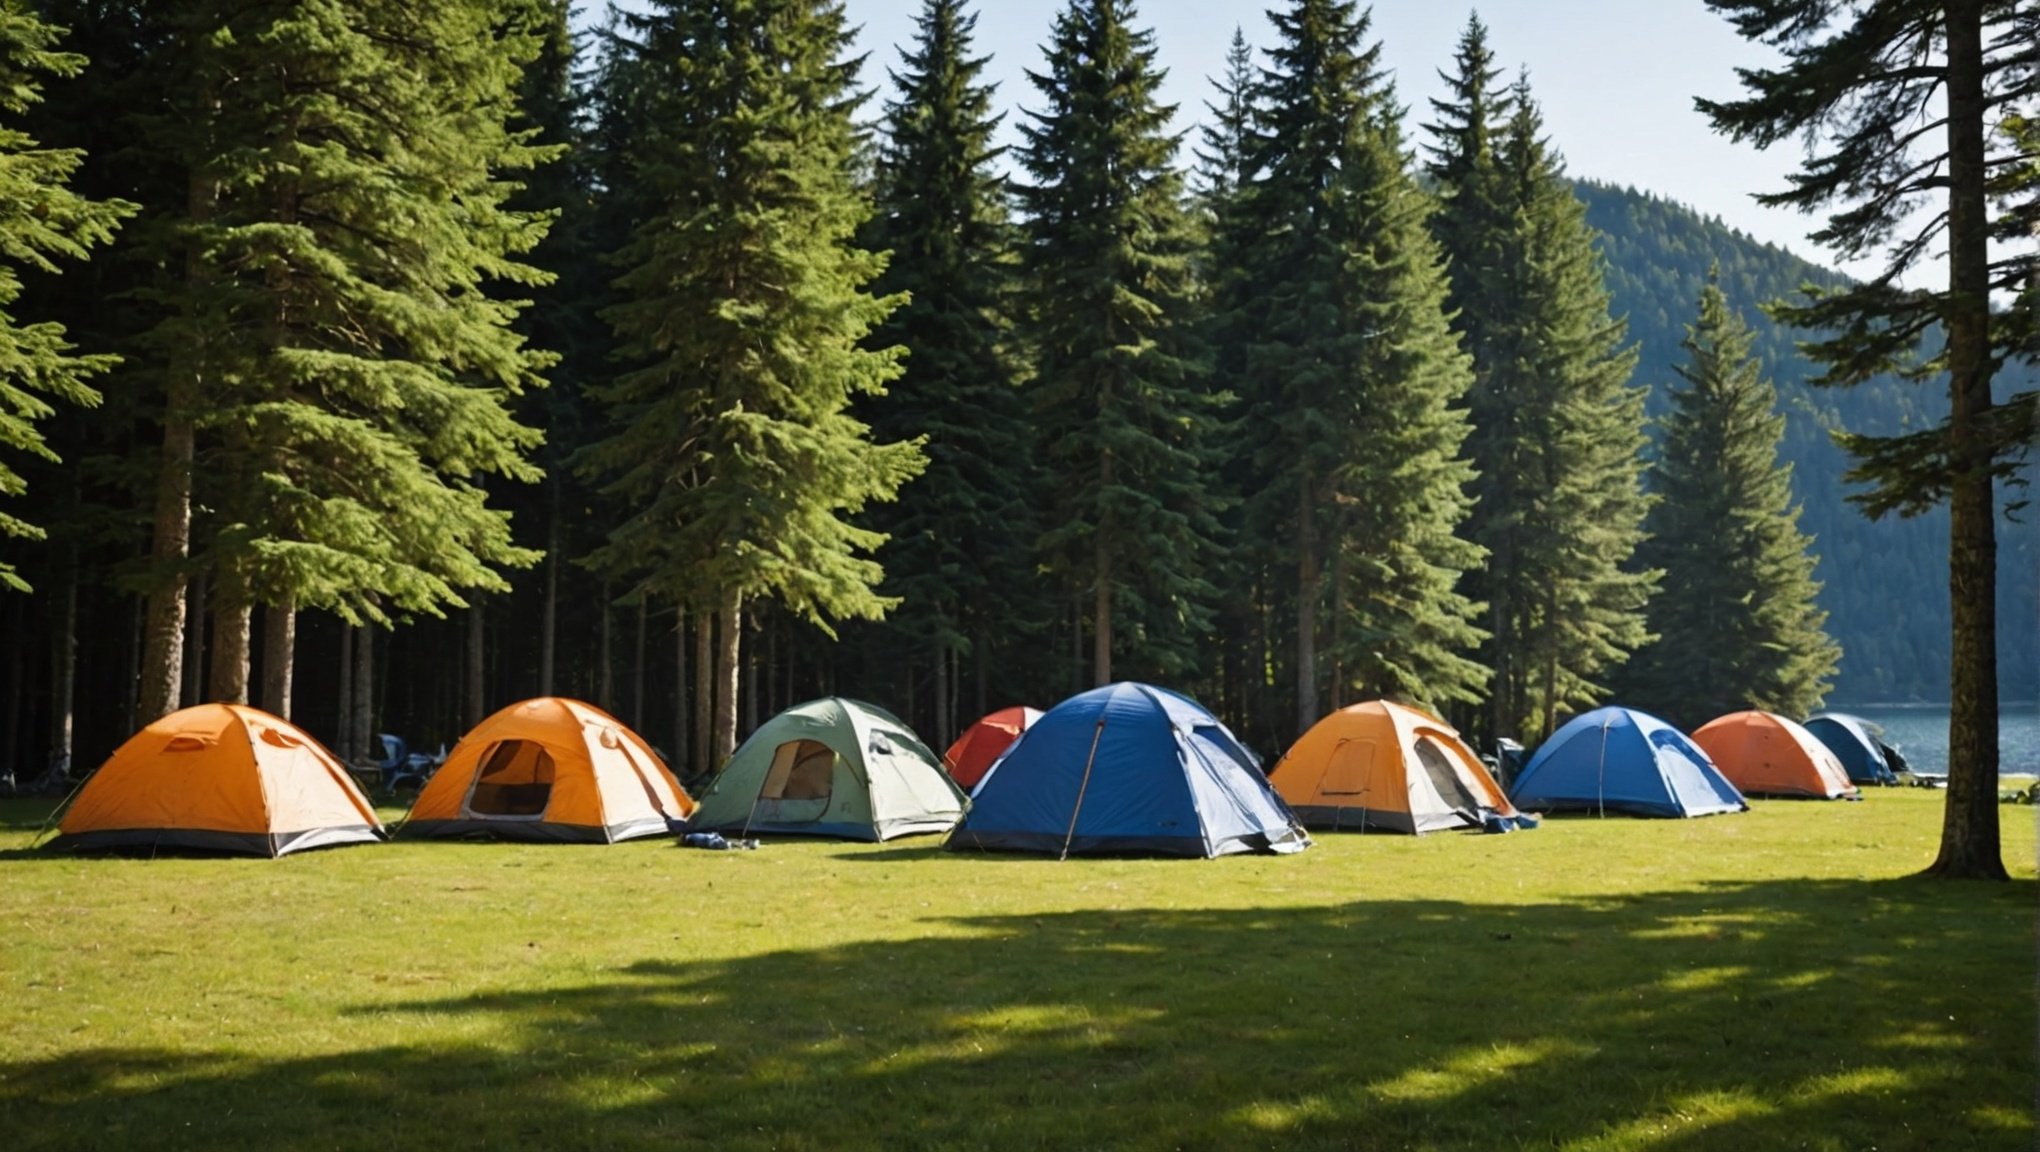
[1508, 707, 1744, 818]
[1804, 715, 1896, 784]
[952, 683, 1305, 857]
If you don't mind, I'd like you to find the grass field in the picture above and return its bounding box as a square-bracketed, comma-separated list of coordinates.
[1, 790, 2032, 1151]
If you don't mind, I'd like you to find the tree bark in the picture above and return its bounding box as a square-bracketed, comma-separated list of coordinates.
[974, 628, 988, 719]
[714, 591, 741, 765]
[743, 614, 759, 735]
[597, 581, 613, 713]
[465, 597, 485, 728]
[693, 609, 713, 777]
[1926, 0, 2006, 880]
[137, 156, 220, 724]
[337, 622, 355, 761]
[181, 571, 207, 709]
[632, 598, 647, 731]
[1296, 467, 1319, 737]
[259, 602, 296, 720]
[539, 484, 559, 696]
[673, 613, 688, 771]
[40, 561, 77, 787]
[933, 635, 950, 750]
[1, 595, 21, 787]
[351, 626, 374, 763]
[210, 567, 252, 705]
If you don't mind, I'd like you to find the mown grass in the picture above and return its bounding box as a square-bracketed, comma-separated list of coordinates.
[0, 790, 2032, 1151]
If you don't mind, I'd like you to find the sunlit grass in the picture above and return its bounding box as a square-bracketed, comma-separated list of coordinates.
[0, 790, 2031, 1150]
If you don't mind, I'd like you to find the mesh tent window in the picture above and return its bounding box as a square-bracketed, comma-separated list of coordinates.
[465, 740, 557, 818]
[761, 740, 836, 801]
[1413, 735, 1482, 812]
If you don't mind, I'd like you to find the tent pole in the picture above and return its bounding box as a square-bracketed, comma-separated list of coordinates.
[1059, 716, 1108, 862]
[1596, 718, 1612, 818]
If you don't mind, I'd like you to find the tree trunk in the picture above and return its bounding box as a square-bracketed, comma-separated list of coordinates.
[539, 485, 559, 696]
[1, 595, 21, 787]
[351, 626, 374, 762]
[1540, 581, 1561, 740]
[337, 621, 355, 761]
[210, 567, 252, 705]
[465, 597, 485, 729]
[137, 159, 218, 725]
[259, 602, 295, 720]
[933, 635, 950, 750]
[1926, 0, 2006, 880]
[182, 572, 207, 709]
[598, 581, 613, 713]
[633, 598, 647, 731]
[974, 628, 988, 719]
[1330, 514, 1346, 709]
[1093, 539, 1113, 688]
[714, 591, 741, 764]
[1296, 467, 1319, 736]
[743, 614, 759, 735]
[673, 613, 688, 771]
[693, 610, 713, 777]
[40, 561, 77, 788]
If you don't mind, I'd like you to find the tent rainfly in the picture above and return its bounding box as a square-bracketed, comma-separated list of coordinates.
[1269, 700, 1528, 833]
[1508, 706, 1747, 819]
[688, 697, 967, 841]
[944, 706, 1043, 792]
[51, 703, 385, 857]
[1693, 711, 1859, 800]
[404, 697, 694, 843]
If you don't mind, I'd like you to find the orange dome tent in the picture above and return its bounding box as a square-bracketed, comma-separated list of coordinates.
[1693, 711, 1858, 799]
[51, 704, 385, 857]
[1268, 701, 1521, 834]
[403, 698, 695, 842]
[944, 706, 1043, 790]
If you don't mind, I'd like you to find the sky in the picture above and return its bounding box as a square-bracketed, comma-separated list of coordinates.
[595, 0, 1895, 281]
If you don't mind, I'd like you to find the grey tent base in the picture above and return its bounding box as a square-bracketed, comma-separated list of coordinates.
[685, 817, 956, 842]
[1289, 805, 1502, 834]
[401, 816, 677, 844]
[46, 824, 386, 858]
[947, 829, 1306, 858]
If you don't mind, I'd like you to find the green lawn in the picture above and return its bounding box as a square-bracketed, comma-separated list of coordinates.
[0, 790, 2032, 1151]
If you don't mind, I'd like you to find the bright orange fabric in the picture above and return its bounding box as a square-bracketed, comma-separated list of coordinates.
[60, 704, 381, 844]
[943, 706, 1043, 789]
[1268, 700, 1517, 827]
[406, 697, 695, 832]
[1693, 711, 1858, 799]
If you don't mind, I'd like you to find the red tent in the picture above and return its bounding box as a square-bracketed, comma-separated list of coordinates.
[943, 706, 1043, 790]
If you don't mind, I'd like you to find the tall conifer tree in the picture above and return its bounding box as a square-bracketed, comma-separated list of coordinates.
[586, 0, 925, 766]
[862, 0, 1034, 744]
[0, 2, 132, 593]
[1429, 63, 1656, 740]
[1017, 0, 1223, 686]
[1231, 0, 1486, 731]
[1623, 269, 1841, 727]
[1700, 0, 2034, 880]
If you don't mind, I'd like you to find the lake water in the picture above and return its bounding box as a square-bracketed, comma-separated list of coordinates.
[1833, 702, 2040, 777]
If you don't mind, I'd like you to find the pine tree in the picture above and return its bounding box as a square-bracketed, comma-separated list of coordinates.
[1700, 0, 2035, 881]
[132, 0, 555, 716]
[861, 0, 1035, 745]
[1017, 0, 1223, 687]
[1495, 78, 1657, 739]
[585, 0, 925, 766]
[1623, 268, 1841, 727]
[1322, 114, 1490, 715]
[0, 3, 132, 593]
[1232, 0, 1487, 730]
[1428, 63, 1656, 742]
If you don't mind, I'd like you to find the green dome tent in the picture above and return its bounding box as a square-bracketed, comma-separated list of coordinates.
[688, 698, 968, 841]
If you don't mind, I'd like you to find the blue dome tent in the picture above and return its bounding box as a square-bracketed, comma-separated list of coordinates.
[949, 682, 1311, 858]
[1803, 713, 1901, 785]
[1508, 706, 1747, 818]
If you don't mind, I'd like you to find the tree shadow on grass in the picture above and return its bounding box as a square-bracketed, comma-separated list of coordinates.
[1, 878, 2030, 1151]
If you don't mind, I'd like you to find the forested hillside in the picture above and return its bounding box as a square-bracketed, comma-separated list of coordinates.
[1577, 181, 2038, 703]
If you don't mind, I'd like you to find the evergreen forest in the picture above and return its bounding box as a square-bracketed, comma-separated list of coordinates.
[0, 0, 2031, 792]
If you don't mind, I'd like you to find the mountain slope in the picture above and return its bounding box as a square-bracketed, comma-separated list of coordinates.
[1576, 180, 2036, 703]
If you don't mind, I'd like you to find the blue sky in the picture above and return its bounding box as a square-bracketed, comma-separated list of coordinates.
[598, 1, 1875, 278]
